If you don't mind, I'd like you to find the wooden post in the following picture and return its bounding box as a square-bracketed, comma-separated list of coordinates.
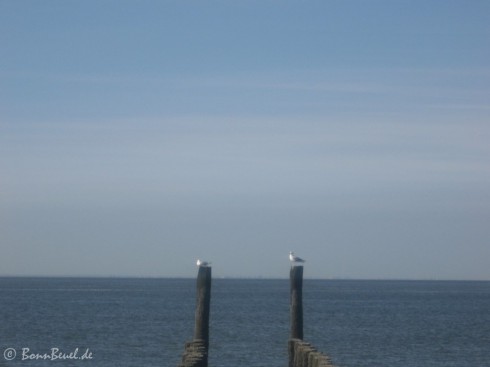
[177, 266, 212, 367]
[290, 265, 304, 340]
[193, 266, 212, 353]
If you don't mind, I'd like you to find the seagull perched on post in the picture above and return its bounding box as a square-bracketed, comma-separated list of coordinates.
[196, 259, 211, 267]
[289, 251, 305, 263]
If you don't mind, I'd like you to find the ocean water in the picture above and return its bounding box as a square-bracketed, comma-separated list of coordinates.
[0, 277, 489, 367]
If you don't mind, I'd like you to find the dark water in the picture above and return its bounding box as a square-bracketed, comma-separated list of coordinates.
[0, 278, 489, 367]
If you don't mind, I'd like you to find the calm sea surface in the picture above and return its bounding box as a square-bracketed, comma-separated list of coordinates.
[0, 278, 489, 367]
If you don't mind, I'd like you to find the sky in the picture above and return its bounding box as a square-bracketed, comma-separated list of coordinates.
[1, 1, 489, 279]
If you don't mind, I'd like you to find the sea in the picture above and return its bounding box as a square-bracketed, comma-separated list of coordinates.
[0, 277, 489, 367]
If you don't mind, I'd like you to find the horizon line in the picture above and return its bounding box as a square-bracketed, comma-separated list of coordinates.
[0, 274, 488, 282]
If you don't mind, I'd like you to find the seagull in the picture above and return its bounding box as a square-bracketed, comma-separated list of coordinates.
[289, 251, 305, 263]
[196, 259, 211, 267]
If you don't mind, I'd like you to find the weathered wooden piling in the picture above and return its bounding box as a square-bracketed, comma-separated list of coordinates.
[193, 265, 212, 350]
[289, 339, 336, 367]
[177, 265, 211, 367]
[289, 265, 336, 367]
[178, 340, 207, 367]
[290, 265, 304, 340]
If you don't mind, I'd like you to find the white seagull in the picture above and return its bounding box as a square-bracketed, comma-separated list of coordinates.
[196, 259, 211, 267]
[289, 251, 305, 263]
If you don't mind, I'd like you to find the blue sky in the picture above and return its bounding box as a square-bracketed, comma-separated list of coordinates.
[1, 1, 489, 279]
